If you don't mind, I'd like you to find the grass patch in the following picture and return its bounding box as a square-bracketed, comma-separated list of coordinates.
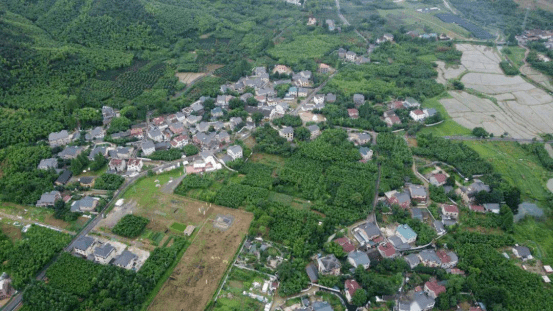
[463, 141, 552, 205]
[267, 34, 341, 65]
[170, 222, 188, 232]
[502, 46, 527, 69]
[269, 192, 293, 205]
[513, 217, 553, 265]
[419, 95, 472, 136]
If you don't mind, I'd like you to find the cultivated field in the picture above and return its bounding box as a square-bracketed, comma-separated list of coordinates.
[148, 203, 252, 311]
[175, 72, 206, 84]
[438, 44, 553, 139]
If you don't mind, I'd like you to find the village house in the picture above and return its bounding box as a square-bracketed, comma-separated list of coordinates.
[483, 203, 500, 214]
[470, 204, 485, 213]
[227, 145, 243, 160]
[317, 254, 341, 275]
[190, 102, 204, 115]
[89, 146, 108, 161]
[418, 250, 441, 267]
[142, 140, 156, 156]
[436, 250, 458, 269]
[169, 122, 186, 135]
[109, 130, 129, 140]
[353, 94, 365, 106]
[326, 19, 335, 31]
[306, 263, 319, 283]
[378, 242, 397, 258]
[396, 224, 417, 244]
[376, 33, 394, 44]
[196, 121, 210, 133]
[325, 93, 336, 103]
[307, 17, 317, 26]
[403, 97, 421, 109]
[347, 108, 359, 119]
[425, 280, 446, 299]
[346, 51, 357, 62]
[441, 204, 459, 219]
[109, 158, 127, 172]
[217, 131, 230, 144]
[273, 64, 292, 75]
[307, 124, 321, 139]
[127, 158, 143, 172]
[512, 245, 532, 261]
[423, 108, 437, 119]
[48, 130, 72, 147]
[434, 220, 446, 235]
[93, 243, 116, 265]
[113, 250, 138, 270]
[72, 236, 95, 256]
[211, 107, 224, 118]
[338, 48, 347, 59]
[79, 176, 95, 188]
[153, 116, 165, 127]
[55, 170, 72, 186]
[298, 87, 309, 97]
[429, 173, 447, 186]
[313, 94, 325, 106]
[148, 128, 165, 142]
[410, 109, 426, 122]
[36, 191, 62, 207]
[130, 128, 144, 139]
[170, 135, 188, 148]
[359, 147, 373, 160]
[385, 114, 402, 127]
[279, 126, 294, 142]
[398, 291, 435, 311]
[348, 251, 371, 270]
[404, 253, 421, 269]
[408, 184, 427, 203]
[334, 237, 355, 253]
[319, 63, 330, 73]
[386, 190, 411, 209]
[109, 147, 133, 159]
[58, 146, 85, 159]
[344, 279, 362, 303]
[71, 196, 99, 213]
[353, 222, 381, 246]
[38, 158, 58, 170]
[85, 127, 105, 141]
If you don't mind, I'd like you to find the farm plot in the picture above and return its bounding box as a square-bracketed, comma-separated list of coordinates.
[148, 203, 252, 311]
[175, 72, 205, 84]
[437, 44, 553, 139]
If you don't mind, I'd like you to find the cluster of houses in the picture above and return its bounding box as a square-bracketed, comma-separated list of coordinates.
[337, 48, 370, 65]
[385, 98, 437, 123]
[406, 31, 451, 41]
[516, 29, 553, 50]
[71, 236, 145, 270]
[397, 279, 447, 311]
[0, 273, 13, 301]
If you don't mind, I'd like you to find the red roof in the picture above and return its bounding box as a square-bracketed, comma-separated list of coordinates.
[388, 115, 401, 124]
[334, 237, 355, 253]
[153, 116, 165, 125]
[436, 250, 451, 263]
[347, 109, 359, 117]
[442, 204, 459, 214]
[127, 159, 142, 166]
[432, 173, 447, 184]
[372, 236, 383, 243]
[449, 268, 465, 275]
[425, 280, 446, 296]
[470, 205, 485, 212]
[378, 243, 396, 257]
[345, 279, 361, 297]
[412, 109, 425, 116]
[391, 101, 404, 109]
[109, 159, 123, 165]
[470, 306, 483, 311]
[131, 128, 143, 135]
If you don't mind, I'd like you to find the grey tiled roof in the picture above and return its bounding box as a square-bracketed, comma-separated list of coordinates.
[94, 243, 115, 258]
[73, 236, 95, 251]
[113, 250, 137, 267]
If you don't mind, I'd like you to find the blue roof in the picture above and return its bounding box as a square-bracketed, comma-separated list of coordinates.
[396, 224, 417, 240]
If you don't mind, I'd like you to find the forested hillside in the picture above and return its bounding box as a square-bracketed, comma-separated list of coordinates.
[0, 0, 305, 149]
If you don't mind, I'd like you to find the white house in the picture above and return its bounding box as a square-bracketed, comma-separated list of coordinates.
[127, 159, 143, 172]
[73, 236, 95, 256]
[279, 127, 294, 142]
[141, 140, 156, 156]
[93, 243, 116, 265]
[227, 145, 243, 160]
[313, 94, 325, 105]
[109, 158, 127, 172]
[410, 109, 426, 122]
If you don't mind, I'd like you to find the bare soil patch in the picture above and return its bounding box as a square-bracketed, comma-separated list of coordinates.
[176, 72, 205, 84]
[148, 200, 253, 311]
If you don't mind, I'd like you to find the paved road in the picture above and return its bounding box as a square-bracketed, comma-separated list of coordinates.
[2, 159, 184, 311]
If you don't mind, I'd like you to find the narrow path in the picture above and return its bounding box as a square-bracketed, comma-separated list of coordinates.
[334, 0, 368, 43]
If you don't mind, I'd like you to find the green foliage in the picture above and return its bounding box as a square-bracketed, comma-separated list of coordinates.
[414, 133, 493, 177]
[472, 127, 489, 138]
[499, 61, 520, 76]
[149, 148, 183, 161]
[108, 117, 132, 134]
[174, 174, 214, 195]
[294, 127, 311, 141]
[352, 289, 367, 307]
[323, 241, 346, 258]
[70, 152, 91, 175]
[46, 253, 103, 296]
[112, 214, 149, 238]
[214, 184, 270, 208]
[94, 173, 125, 190]
[272, 115, 303, 127]
[267, 35, 341, 66]
[377, 133, 413, 191]
[1, 225, 72, 289]
[183, 144, 199, 156]
[23, 281, 80, 311]
[89, 152, 108, 171]
[253, 124, 295, 157]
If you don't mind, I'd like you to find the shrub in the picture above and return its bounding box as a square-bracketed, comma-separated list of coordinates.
[112, 215, 149, 238]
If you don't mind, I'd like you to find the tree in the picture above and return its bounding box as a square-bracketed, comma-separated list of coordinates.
[252, 112, 264, 124]
[323, 241, 346, 258]
[452, 80, 464, 90]
[352, 288, 367, 307]
[472, 127, 489, 138]
[504, 187, 521, 213]
[229, 98, 244, 110]
[183, 144, 199, 156]
[246, 97, 258, 106]
[294, 127, 311, 141]
[500, 205, 514, 233]
[445, 176, 456, 187]
[108, 117, 131, 134]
